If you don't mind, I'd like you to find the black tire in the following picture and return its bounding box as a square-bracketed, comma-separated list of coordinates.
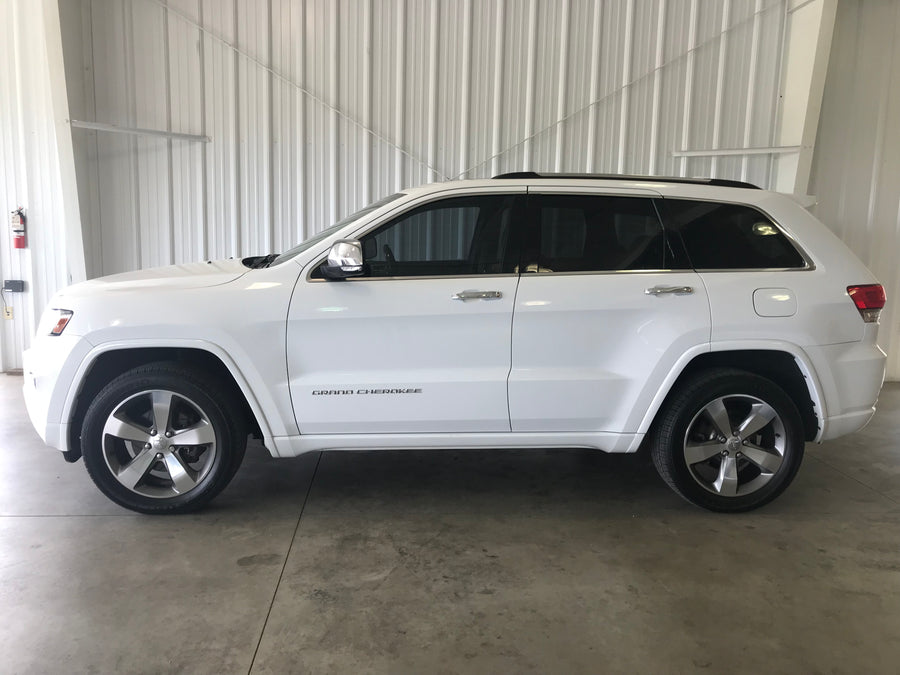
[81, 362, 247, 514]
[650, 368, 805, 512]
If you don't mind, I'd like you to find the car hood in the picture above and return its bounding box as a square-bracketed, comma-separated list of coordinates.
[59, 259, 250, 297]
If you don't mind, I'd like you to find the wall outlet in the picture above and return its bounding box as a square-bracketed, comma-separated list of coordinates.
[2, 306, 12, 320]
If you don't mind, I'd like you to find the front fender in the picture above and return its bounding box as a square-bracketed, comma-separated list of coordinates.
[61, 338, 292, 457]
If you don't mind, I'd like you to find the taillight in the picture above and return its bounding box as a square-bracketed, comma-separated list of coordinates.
[847, 284, 885, 323]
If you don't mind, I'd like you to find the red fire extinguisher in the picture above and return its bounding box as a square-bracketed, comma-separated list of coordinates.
[11, 208, 26, 249]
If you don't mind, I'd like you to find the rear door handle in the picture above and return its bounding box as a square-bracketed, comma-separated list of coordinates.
[452, 290, 503, 301]
[645, 285, 694, 295]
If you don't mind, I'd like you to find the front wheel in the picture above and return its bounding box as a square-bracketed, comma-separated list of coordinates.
[81, 363, 247, 514]
[650, 369, 805, 512]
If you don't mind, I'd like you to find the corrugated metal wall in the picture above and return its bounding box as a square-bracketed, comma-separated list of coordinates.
[71, 0, 794, 280]
[810, 0, 900, 380]
[0, 0, 85, 371]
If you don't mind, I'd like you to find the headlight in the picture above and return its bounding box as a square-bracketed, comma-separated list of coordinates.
[38, 308, 74, 336]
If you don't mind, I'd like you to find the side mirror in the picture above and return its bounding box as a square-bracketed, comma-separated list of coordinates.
[321, 239, 365, 279]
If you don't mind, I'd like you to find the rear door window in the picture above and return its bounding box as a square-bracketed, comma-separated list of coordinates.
[525, 195, 674, 272]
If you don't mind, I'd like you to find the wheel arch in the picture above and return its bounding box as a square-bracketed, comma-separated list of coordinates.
[639, 346, 824, 443]
[63, 344, 272, 462]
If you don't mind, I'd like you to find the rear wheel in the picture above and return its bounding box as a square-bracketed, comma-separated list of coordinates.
[81, 363, 247, 514]
[650, 369, 805, 512]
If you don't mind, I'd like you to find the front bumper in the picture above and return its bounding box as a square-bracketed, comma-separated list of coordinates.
[23, 334, 89, 453]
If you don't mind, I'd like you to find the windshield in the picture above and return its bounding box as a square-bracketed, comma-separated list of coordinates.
[269, 192, 406, 266]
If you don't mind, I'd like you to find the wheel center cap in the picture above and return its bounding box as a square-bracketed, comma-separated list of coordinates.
[152, 437, 169, 452]
[726, 436, 743, 452]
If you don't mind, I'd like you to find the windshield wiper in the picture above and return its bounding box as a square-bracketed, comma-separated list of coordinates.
[257, 253, 279, 268]
[242, 253, 279, 269]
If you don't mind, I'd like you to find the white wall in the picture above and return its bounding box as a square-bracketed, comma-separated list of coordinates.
[810, 0, 900, 380]
[0, 0, 85, 371]
[5, 0, 860, 376]
[69, 0, 798, 280]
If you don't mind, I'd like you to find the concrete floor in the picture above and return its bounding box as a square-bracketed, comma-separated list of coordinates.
[2, 375, 900, 674]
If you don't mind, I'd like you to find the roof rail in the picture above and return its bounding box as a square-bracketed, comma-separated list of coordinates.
[492, 171, 760, 190]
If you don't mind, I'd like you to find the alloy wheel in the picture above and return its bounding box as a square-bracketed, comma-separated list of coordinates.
[682, 394, 786, 497]
[101, 389, 218, 499]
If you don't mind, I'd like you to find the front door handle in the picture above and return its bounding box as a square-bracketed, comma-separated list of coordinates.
[645, 285, 694, 295]
[452, 290, 503, 301]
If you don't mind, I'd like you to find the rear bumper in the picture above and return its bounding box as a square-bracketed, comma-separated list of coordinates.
[822, 409, 877, 440]
[808, 327, 886, 441]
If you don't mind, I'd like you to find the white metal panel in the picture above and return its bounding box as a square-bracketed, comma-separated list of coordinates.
[0, 0, 85, 371]
[71, 0, 799, 284]
[810, 0, 900, 380]
[167, 6, 205, 264]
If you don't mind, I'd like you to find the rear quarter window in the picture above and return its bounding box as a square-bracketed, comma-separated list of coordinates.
[661, 199, 807, 270]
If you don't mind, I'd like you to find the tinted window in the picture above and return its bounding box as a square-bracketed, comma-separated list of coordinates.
[662, 199, 806, 269]
[273, 192, 404, 265]
[359, 195, 519, 277]
[527, 195, 667, 272]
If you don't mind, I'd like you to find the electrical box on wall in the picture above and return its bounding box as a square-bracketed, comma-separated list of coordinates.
[1, 280, 23, 320]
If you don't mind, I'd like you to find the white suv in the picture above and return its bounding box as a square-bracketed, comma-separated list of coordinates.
[23, 174, 887, 514]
